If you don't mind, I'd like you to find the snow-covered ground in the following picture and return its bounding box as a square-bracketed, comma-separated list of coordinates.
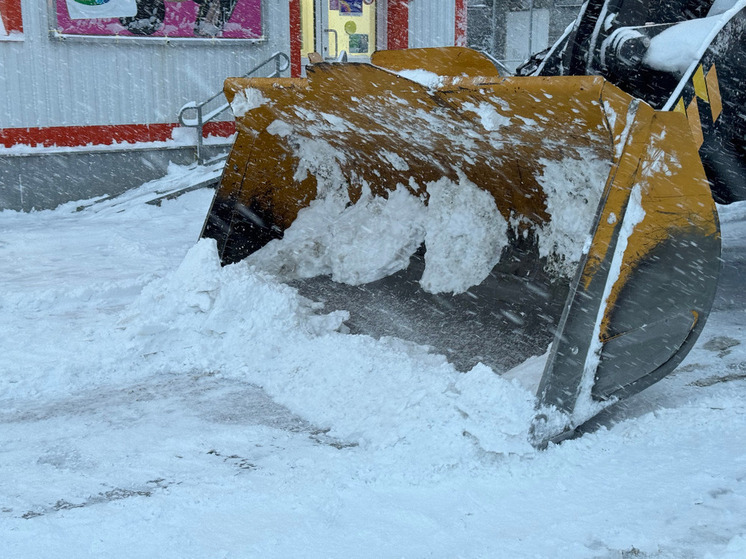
[1, 163, 745, 558]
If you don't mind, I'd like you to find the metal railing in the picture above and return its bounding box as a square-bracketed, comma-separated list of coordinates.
[478, 50, 514, 76]
[178, 51, 291, 163]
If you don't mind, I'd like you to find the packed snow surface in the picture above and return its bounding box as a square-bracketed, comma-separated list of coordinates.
[248, 184, 428, 287]
[396, 69, 445, 89]
[536, 150, 611, 276]
[249, 105, 610, 292]
[249, 172, 509, 294]
[230, 87, 268, 118]
[643, 1, 745, 75]
[419, 174, 509, 294]
[1, 164, 746, 558]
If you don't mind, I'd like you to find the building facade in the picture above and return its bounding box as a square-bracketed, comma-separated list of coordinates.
[467, 0, 582, 72]
[1, 0, 467, 209]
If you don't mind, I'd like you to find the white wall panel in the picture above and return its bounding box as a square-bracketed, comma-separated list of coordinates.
[505, 9, 550, 72]
[0, 0, 290, 128]
[408, 0, 455, 49]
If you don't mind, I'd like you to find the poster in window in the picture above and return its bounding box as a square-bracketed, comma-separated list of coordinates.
[339, 0, 362, 16]
[0, 0, 24, 39]
[55, 0, 262, 39]
[348, 33, 368, 53]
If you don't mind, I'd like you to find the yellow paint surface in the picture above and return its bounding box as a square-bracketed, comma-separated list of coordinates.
[217, 48, 718, 348]
[693, 64, 709, 102]
[328, 1, 376, 57]
[687, 96, 704, 148]
[301, 0, 314, 56]
[301, 0, 377, 59]
[706, 64, 723, 122]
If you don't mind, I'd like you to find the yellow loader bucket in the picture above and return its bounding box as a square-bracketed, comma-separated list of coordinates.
[201, 47, 720, 446]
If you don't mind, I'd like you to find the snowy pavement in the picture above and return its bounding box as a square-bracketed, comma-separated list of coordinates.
[1, 164, 745, 558]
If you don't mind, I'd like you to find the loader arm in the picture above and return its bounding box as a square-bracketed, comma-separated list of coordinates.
[525, 0, 746, 203]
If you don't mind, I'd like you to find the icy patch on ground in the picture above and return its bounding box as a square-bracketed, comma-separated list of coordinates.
[536, 152, 611, 277]
[707, 535, 746, 559]
[230, 87, 268, 117]
[420, 174, 509, 294]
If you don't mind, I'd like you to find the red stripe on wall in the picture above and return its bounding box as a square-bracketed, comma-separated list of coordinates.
[387, 0, 409, 50]
[0, 0, 24, 33]
[0, 122, 236, 149]
[289, 0, 302, 77]
[455, 0, 467, 47]
[202, 122, 235, 138]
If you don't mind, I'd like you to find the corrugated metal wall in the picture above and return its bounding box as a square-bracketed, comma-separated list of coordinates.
[408, 0, 455, 49]
[0, 0, 290, 128]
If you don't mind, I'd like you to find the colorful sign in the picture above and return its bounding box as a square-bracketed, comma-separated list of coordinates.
[65, 0, 137, 20]
[339, 0, 362, 16]
[55, 0, 262, 39]
[0, 0, 24, 38]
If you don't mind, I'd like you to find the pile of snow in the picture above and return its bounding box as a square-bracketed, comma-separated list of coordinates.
[248, 185, 427, 286]
[249, 172, 511, 295]
[0, 164, 544, 467]
[230, 87, 269, 117]
[643, 1, 745, 75]
[643, 16, 723, 75]
[536, 151, 610, 276]
[396, 69, 445, 89]
[420, 174, 509, 294]
[122, 237, 540, 460]
[249, 135, 608, 294]
[462, 101, 512, 132]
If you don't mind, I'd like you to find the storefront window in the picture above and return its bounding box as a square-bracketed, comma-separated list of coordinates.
[54, 0, 262, 39]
